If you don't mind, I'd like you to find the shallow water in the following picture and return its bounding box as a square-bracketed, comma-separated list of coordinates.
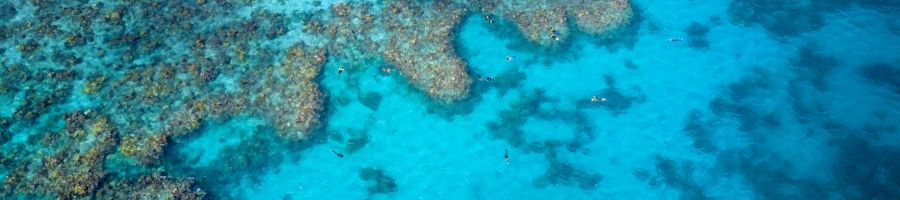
[2, 0, 900, 199]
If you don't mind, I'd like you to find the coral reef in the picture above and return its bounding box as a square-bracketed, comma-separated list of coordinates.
[306, 0, 633, 103]
[379, 2, 471, 103]
[256, 43, 327, 140]
[309, 1, 472, 103]
[1, 111, 205, 199]
[0, 0, 633, 198]
[471, 0, 633, 47]
[94, 174, 205, 200]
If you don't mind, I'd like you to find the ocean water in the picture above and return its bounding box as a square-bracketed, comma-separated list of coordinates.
[2, 0, 900, 199]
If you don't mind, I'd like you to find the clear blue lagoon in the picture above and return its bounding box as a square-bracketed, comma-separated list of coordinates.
[1, 0, 899, 199]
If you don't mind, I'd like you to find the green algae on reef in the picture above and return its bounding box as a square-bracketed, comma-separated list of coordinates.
[0, 0, 633, 198]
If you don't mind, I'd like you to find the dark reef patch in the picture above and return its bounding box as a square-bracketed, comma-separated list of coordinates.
[0, 3, 16, 23]
[577, 75, 646, 116]
[708, 69, 780, 133]
[653, 156, 709, 199]
[697, 55, 900, 199]
[813, 0, 900, 14]
[728, 0, 824, 38]
[533, 152, 603, 190]
[478, 68, 529, 97]
[684, 22, 711, 50]
[729, 0, 900, 38]
[425, 65, 528, 120]
[714, 148, 828, 199]
[343, 129, 370, 154]
[359, 167, 398, 195]
[624, 59, 638, 70]
[486, 89, 555, 148]
[360, 92, 383, 111]
[162, 123, 327, 199]
[484, 88, 599, 189]
[486, 87, 594, 154]
[790, 43, 839, 91]
[787, 80, 825, 127]
[858, 63, 900, 94]
[682, 110, 717, 153]
[830, 135, 900, 199]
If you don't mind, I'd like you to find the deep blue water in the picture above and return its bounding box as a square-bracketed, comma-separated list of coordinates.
[2, 0, 900, 199]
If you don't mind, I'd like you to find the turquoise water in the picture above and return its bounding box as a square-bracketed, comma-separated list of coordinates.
[2, 0, 900, 199]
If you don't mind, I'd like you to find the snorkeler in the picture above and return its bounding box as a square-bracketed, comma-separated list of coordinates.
[505, 55, 513, 62]
[504, 149, 510, 164]
[486, 76, 494, 81]
[338, 66, 345, 76]
[549, 33, 560, 41]
[331, 150, 344, 158]
[591, 96, 607, 102]
[667, 37, 684, 43]
[484, 15, 494, 24]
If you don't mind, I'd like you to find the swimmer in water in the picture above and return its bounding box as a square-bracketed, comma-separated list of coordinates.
[591, 96, 607, 102]
[504, 149, 510, 164]
[668, 37, 684, 43]
[331, 150, 344, 158]
[486, 76, 494, 82]
[505, 55, 513, 62]
[338, 66, 345, 76]
[549, 33, 560, 41]
[484, 15, 494, 24]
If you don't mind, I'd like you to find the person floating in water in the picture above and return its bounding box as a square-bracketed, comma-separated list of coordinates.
[505, 55, 513, 62]
[484, 15, 494, 24]
[591, 96, 607, 102]
[338, 66, 345, 76]
[331, 150, 344, 158]
[504, 149, 510, 164]
[486, 76, 493, 82]
[667, 37, 684, 43]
